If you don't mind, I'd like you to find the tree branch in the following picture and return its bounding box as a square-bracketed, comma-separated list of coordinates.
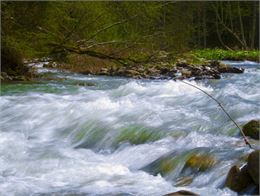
[47, 42, 138, 65]
[86, 15, 137, 42]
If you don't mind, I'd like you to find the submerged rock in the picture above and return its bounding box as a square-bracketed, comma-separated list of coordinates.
[242, 120, 260, 140]
[114, 126, 163, 146]
[175, 176, 193, 186]
[185, 153, 217, 171]
[164, 190, 199, 196]
[142, 149, 217, 180]
[141, 151, 182, 177]
[247, 150, 259, 185]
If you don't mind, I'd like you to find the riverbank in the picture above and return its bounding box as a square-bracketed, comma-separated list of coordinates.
[1, 49, 259, 81]
[53, 57, 244, 80]
[50, 49, 255, 80]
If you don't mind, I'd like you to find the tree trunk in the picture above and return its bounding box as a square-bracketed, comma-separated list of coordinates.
[228, 2, 234, 32]
[215, 12, 232, 50]
[250, 2, 257, 49]
[203, 8, 207, 48]
[237, 2, 247, 49]
[198, 10, 201, 48]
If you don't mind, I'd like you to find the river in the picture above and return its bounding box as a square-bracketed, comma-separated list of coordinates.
[0, 61, 259, 196]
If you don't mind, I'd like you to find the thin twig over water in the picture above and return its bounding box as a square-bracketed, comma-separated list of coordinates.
[179, 80, 253, 149]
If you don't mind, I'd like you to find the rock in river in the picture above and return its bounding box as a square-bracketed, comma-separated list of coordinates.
[225, 165, 253, 192]
[242, 119, 260, 140]
[164, 190, 199, 196]
[247, 150, 260, 185]
[225, 150, 259, 194]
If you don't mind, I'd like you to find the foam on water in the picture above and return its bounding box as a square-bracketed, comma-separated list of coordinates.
[0, 61, 259, 195]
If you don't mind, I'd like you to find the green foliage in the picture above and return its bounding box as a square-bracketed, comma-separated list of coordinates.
[1, 1, 259, 62]
[1, 2, 50, 58]
[193, 49, 260, 61]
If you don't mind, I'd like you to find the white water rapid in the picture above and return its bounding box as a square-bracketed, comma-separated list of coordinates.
[0, 61, 259, 196]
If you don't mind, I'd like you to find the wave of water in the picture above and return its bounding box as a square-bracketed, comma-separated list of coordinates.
[0, 61, 259, 195]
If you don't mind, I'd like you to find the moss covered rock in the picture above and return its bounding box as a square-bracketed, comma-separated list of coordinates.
[242, 120, 260, 140]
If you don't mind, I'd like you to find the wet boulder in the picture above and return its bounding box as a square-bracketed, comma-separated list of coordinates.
[142, 150, 217, 181]
[218, 63, 243, 73]
[242, 120, 260, 140]
[247, 150, 260, 185]
[210, 61, 244, 74]
[225, 150, 259, 194]
[164, 190, 199, 196]
[141, 151, 180, 177]
[225, 165, 254, 192]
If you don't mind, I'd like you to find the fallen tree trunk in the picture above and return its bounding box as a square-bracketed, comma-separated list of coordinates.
[48, 42, 139, 65]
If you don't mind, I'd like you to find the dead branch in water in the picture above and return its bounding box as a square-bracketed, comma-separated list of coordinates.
[179, 80, 253, 149]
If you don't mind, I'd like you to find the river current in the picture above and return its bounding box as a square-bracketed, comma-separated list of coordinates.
[0, 61, 259, 196]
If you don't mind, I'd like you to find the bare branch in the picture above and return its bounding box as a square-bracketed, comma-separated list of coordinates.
[180, 80, 253, 149]
[86, 40, 128, 49]
[213, 3, 247, 49]
[86, 15, 137, 42]
[47, 42, 138, 65]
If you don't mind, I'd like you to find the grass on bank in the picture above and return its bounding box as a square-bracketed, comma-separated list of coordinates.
[193, 49, 260, 62]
